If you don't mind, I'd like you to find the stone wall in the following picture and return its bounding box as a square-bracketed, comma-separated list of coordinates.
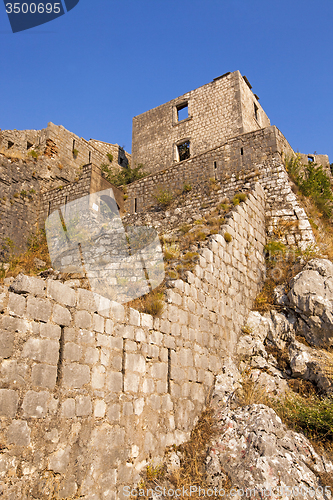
[125, 126, 315, 249]
[0, 123, 131, 174]
[132, 71, 270, 174]
[0, 183, 266, 499]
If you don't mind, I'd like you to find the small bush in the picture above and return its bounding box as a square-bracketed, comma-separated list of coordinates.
[164, 243, 180, 261]
[183, 182, 192, 192]
[232, 192, 247, 205]
[27, 150, 38, 159]
[142, 291, 164, 316]
[224, 232, 232, 243]
[73, 148, 79, 158]
[153, 188, 174, 207]
[101, 163, 148, 187]
[106, 153, 113, 162]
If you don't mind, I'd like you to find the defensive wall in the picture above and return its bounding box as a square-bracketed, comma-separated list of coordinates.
[126, 125, 315, 249]
[132, 70, 270, 173]
[0, 183, 266, 499]
[0, 153, 123, 260]
[0, 122, 130, 172]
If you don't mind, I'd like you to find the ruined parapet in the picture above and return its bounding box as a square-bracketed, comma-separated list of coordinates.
[0, 184, 266, 498]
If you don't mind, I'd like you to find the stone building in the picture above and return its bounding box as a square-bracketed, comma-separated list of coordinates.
[132, 70, 270, 173]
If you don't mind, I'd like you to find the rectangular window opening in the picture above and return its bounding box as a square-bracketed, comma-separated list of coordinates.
[241, 148, 244, 156]
[72, 139, 75, 151]
[254, 103, 259, 121]
[134, 198, 137, 213]
[89, 151, 91, 163]
[8, 141, 14, 149]
[177, 103, 188, 122]
[177, 140, 190, 162]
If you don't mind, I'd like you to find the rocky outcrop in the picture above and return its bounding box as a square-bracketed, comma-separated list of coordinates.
[207, 403, 333, 499]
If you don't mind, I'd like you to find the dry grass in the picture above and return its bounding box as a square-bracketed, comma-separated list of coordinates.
[137, 407, 230, 499]
[0, 230, 51, 284]
[127, 285, 165, 317]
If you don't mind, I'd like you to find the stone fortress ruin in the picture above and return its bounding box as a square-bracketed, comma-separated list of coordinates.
[0, 71, 331, 498]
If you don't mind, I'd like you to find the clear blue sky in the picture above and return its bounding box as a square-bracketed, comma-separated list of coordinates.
[0, 0, 332, 160]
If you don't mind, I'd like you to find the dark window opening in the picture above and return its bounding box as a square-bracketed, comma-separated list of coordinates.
[254, 103, 259, 121]
[89, 151, 91, 163]
[72, 139, 75, 151]
[65, 196, 68, 206]
[177, 140, 190, 162]
[27, 141, 33, 150]
[214, 161, 217, 169]
[241, 148, 244, 156]
[134, 198, 137, 213]
[8, 141, 14, 149]
[119, 157, 123, 166]
[48, 202, 51, 216]
[177, 103, 188, 122]
[308, 155, 314, 163]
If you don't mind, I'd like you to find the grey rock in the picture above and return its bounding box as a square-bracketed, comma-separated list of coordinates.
[6, 420, 31, 446]
[0, 389, 19, 417]
[206, 404, 333, 498]
[0, 330, 14, 358]
[10, 273, 45, 296]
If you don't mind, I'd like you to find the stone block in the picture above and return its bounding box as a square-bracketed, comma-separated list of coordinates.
[48, 446, 71, 474]
[92, 314, 104, 333]
[141, 313, 153, 329]
[124, 372, 140, 392]
[91, 365, 106, 389]
[85, 347, 99, 364]
[0, 330, 14, 358]
[22, 338, 59, 365]
[77, 329, 95, 345]
[110, 301, 125, 321]
[74, 310, 92, 329]
[47, 280, 76, 306]
[8, 293, 26, 317]
[125, 353, 145, 373]
[10, 274, 45, 296]
[27, 297, 51, 322]
[0, 360, 27, 385]
[94, 400, 106, 418]
[77, 288, 97, 312]
[107, 403, 121, 421]
[150, 362, 168, 380]
[64, 342, 82, 362]
[135, 328, 146, 342]
[53, 304, 72, 326]
[32, 363, 57, 389]
[142, 377, 155, 394]
[0, 389, 19, 417]
[6, 420, 31, 446]
[75, 395, 92, 416]
[63, 364, 90, 388]
[96, 333, 111, 348]
[22, 390, 49, 417]
[123, 401, 133, 416]
[106, 371, 123, 392]
[129, 308, 140, 326]
[105, 319, 114, 335]
[61, 398, 75, 418]
[40, 323, 61, 340]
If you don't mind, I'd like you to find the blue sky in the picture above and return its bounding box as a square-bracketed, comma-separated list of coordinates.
[0, 0, 332, 160]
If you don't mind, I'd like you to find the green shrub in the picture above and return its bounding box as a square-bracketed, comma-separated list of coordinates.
[153, 188, 174, 207]
[101, 163, 148, 187]
[271, 392, 333, 442]
[224, 232, 232, 243]
[27, 150, 38, 159]
[285, 155, 333, 218]
[106, 153, 113, 162]
[264, 240, 286, 257]
[232, 192, 247, 205]
[183, 182, 192, 192]
[73, 148, 79, 158]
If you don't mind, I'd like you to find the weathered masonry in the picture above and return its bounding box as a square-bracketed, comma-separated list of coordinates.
[132, 71, 270, 173]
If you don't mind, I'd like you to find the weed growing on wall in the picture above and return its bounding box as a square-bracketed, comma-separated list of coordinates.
[153, 187, 174, 207]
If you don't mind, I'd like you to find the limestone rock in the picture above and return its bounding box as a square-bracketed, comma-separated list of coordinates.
[207, 404, 333, 499]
